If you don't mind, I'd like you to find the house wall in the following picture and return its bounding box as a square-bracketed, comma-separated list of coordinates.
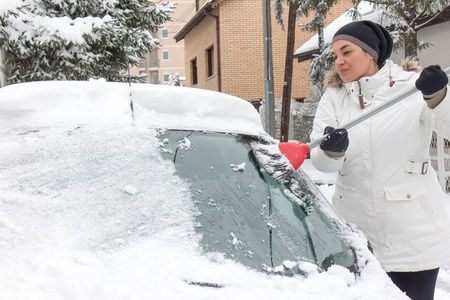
[184, 10, 219, 90]
[417, 21, 450, 68]
[219, 1, 265, 100]
[387, 21, 450, 68]
[182, 0, 353, 102]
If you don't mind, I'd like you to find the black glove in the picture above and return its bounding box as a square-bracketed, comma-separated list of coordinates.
[320, 126, 349, 153]
[415, 65, 448, 99]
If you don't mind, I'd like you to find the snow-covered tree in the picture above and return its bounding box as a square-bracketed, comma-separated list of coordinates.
[168, 72, 180, 86]
[296, 0, 337, 98]
[274, 0, 336, 38]
[273, 0, 338, 98]
[351, 0, 449, 58]
[309, 46, 334, 98]
[0, 0, 174, 83]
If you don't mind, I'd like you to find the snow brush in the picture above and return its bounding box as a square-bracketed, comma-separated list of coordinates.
[279, 66, 450, 171]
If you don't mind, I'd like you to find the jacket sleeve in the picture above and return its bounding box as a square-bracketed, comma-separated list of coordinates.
[310, 89, 346, 173]
[429, 86, 450, 138]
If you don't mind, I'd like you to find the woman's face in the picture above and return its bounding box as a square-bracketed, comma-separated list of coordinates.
[332, 40, 379, 82]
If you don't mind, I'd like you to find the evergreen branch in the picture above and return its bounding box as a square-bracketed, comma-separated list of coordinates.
[416, 5, 450, 30]
[410, 1, 432, 28]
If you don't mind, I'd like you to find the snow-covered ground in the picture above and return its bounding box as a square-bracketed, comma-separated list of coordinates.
[301, 159, 450, 299]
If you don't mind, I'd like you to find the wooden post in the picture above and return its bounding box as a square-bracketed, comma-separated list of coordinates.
[280, 3, 298, 142]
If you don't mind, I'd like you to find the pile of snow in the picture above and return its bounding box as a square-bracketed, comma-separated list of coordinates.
[0, 79, 265, 136]
[0, 80, 132, 126]
[0, 80, 417, 299]
[131, 82, 265, 135]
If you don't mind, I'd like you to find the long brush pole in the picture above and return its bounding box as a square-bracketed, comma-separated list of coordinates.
[279, 67, 450, 170]
[308, 66, 450, 149]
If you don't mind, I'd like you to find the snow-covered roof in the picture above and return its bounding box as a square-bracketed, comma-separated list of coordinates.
[294, 2, 384, 60]
[0, 79, 266, 136]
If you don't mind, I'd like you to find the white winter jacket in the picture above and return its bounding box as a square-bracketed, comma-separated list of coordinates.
[310, 60, 450, 272]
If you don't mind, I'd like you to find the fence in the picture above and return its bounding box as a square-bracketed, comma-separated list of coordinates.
[429, 132, 450, 193]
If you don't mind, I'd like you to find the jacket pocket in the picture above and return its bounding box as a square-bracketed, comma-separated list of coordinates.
[384, 181, 436, 248]
[384, 181, 426, 201]
[332, 184, 360, 225]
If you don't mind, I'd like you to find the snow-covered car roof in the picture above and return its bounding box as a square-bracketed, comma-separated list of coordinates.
[0, 79, 266, 136]
[0, 80, 408, 299]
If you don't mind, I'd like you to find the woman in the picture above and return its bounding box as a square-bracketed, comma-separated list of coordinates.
[310, 20, 450, 300]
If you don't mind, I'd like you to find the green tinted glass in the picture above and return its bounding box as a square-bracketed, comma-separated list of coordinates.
[159, 131, 355, 273]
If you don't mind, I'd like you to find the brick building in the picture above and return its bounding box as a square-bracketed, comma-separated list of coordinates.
[174, 0, 353, 102]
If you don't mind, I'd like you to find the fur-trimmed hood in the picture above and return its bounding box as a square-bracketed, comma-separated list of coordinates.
[323, 57, 423, 90]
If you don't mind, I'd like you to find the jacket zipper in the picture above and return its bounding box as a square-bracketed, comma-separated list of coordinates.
[357, 80, 365, 109]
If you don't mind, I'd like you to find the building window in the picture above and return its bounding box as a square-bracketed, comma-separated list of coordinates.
[163, 72, 170, 83]
[152, 72, 158, 84]
[206, 46, 214, 78]
[161, 28, 169, 39]
[138, 56, 146, 69]
[162, 50, 169, 61]
[191, 58, 198, 86]
[151, 51, 158, 67]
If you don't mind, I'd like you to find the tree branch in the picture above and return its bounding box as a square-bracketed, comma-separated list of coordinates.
[416, 6, 449, 30]
[410, 1, 432, 28]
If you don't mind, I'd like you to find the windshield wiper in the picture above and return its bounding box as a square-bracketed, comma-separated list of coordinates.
[184, 280, 224, 288]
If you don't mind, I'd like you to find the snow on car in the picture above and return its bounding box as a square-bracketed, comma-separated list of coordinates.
[0, 79, 407, 299]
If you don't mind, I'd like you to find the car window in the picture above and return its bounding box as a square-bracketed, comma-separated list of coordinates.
[158, 131, 355, 273]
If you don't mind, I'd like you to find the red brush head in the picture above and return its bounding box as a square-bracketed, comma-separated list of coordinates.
[278, 142, 310, 170]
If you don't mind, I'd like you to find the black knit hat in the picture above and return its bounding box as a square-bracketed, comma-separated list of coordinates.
[332, 20, 393, 66]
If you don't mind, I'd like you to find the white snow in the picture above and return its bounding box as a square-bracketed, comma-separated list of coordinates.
[0, 80, 266, 136]
[294, 2, 386, 56]
[0, 80, 447, 299]
[124, 185, 138, 195]
[0, 1, 111, 46]
[230, 162, 246, 172]
[132, 82, 265, 135]
[179, 137, 192, 150]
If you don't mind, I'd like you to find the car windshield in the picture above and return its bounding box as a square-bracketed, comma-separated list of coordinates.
[158, 131, 355, 273]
